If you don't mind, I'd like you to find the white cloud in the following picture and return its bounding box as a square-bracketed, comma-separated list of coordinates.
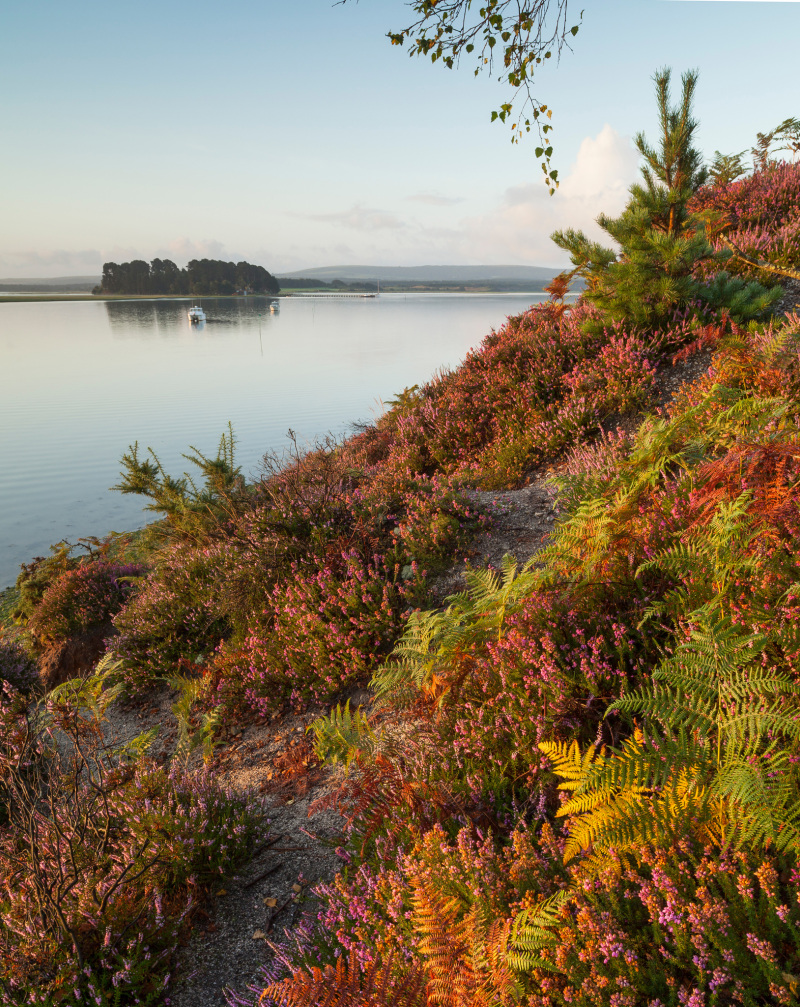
[406, 192, 464, 206]
[297, 204, 406, 231]
[0, 248, 102, 277]
[451, 125, 640, 265]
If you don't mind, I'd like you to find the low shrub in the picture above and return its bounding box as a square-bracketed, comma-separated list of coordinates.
[525, 843, 800, 1007]
[0, 681, 269, 1005]
[691, 159, 800, 285]
[111, 541, 229, 689]
[438, 590, 651, 788]
[211, 548, 417, 713]
[26, 558, 143, 647]
[0, 636, 35, 692]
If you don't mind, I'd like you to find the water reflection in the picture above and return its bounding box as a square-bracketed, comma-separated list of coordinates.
[1, 292, 544, 586]
[104, 296, 280, 336]
[105, 299, 186, 337]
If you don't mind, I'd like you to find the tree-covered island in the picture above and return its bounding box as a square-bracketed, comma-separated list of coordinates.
[95, 257, 280, 296]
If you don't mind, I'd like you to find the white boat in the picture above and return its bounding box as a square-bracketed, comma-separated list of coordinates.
[188, 304, 205, 323]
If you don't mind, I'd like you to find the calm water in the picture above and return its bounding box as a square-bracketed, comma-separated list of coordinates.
[0, 293, 547, 587]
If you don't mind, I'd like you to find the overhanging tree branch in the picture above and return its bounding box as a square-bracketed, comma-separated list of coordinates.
[339, 0, 583, 192]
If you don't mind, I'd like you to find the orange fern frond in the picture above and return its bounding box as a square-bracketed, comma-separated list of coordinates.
[411, 878, 520, 1006]
[481, 918, 520, 1004]
[671, 317, 729, 366]
[261, 951, 427, 1007]
[690, 441, 800, 535]
[310, 755, 466, 854]
[411, 877, 476, 1006]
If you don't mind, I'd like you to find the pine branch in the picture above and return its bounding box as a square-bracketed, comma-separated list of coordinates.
[720, 233, 800, 282]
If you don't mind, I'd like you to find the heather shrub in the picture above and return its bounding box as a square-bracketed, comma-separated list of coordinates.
[380, 474, 486, 569]
[212, 548, 416, 713]
[25, 558, 143, 647]
[305, 821, 567, 976]
[0, 636, 35, 693]
[523, 843, 800, 1007]
[111, 541, 229, 689]
[0, 681, 269, 1004]
[375, 299, 611, 486]
[369, 556, 656, 796]
[438, 589, 651, 788]
[12, 541, 82, 627]
[691, 159, 800, 284]
[562, 333, 657, 414]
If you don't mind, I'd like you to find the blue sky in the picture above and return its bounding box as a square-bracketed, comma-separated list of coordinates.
[2, 0, 798, 276]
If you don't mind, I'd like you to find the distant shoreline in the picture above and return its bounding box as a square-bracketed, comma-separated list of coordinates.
[0, 288, 556, 304]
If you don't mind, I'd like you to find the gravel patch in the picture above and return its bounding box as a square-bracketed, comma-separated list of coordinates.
[92, 690, 344, 1007]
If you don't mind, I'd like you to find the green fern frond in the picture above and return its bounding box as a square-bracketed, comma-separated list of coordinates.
[372, 554, 536, 709]
[308, 700, 376, 767]
[46, 653, 126, 720]
[168, 674, 221, 764]
[508, 891, 570, 973]
[542, 608, 800, 870]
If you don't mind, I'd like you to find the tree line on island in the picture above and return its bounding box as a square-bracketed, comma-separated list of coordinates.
[95, 258, 280, 296]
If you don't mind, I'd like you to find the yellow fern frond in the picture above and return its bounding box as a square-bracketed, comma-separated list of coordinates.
[538, 739, 602, 789]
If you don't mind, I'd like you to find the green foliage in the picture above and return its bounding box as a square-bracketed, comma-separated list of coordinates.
[552, 68, 779, 332]
[343, 0, 582, 190]
[508, 891, 570, 973]
[100, 256, 280, 296]
[541, 613, 800, 870]
[372, 554, 535, 710]
[709, 149, 748, 186]
[113, 422, 246, 543]
[168, 672, 222, 765]
[13, 540, 82, 625]
[752, 116, 800, 171]
[308, 700, 376, 767]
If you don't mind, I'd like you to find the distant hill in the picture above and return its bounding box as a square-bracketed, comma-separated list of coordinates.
[276, 264, 562, 284]
[0, 275, 101, 292]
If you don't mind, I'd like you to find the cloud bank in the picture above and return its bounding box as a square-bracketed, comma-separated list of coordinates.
[0, 127, 640, 276]
[452, 125, 640, 264]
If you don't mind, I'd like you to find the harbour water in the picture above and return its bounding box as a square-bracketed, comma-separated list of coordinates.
[0, 292, 549, 586]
